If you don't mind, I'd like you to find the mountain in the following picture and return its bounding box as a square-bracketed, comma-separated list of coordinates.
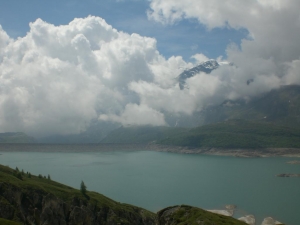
[38, 120, 119, 144]
[0, 164, 250, 225]
[0, 132, 35, 143]
[100, 126, 187, 144]
[159, 120, 300, 148]
[178, 59, 219, 89]
[101, 120, 300, 149]
[100, 85, 300, 149]
[38, 85, 300, 144]
[199, 85, 300, 128]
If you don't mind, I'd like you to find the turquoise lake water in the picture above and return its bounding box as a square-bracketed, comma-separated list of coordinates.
[0, 147, 300, 224]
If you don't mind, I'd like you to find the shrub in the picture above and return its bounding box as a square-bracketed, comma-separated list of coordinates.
[80, 181, 87, 195]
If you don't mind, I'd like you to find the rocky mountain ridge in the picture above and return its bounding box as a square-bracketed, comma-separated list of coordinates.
[178, 59, 220, 89]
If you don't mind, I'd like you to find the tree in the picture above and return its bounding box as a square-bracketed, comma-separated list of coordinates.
[80, 181, 87, 195]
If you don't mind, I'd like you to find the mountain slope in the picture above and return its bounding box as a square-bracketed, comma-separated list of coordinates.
[101, 126, 188, 144]
[200, 85, 300, 128]
[0, 164, 155, 225]
[0, 133, 35, 143]
[102, 120, 300, 149]
[159, 120, 300, 148]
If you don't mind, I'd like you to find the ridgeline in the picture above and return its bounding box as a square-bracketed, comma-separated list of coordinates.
[101, 120, 300, 149]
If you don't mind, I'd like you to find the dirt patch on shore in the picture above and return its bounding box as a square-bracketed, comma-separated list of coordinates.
[149, 145, 300, 157]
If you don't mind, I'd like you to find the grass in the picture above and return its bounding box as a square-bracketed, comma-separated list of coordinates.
[0, 218, 21, 225]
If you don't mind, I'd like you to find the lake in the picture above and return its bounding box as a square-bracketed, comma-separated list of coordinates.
[0, 144, 300, 225]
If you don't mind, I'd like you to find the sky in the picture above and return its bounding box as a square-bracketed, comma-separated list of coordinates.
[0, 0, 248, 60]
[0, 0, 300, 137]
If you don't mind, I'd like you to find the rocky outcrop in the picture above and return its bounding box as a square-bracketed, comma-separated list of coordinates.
[156, 205, 247, 225]
[276, 173, 300, 177]
[0, 182, 155, 225]
[238, 215, 255, 225]
[261, 217, 284, 225]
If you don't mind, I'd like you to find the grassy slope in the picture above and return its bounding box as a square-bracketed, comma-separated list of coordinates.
[0, 218, 21, 225]
[159, 120, 300, 148]
[0, 165, 155, 223]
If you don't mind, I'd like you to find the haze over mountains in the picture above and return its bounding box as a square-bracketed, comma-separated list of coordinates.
[40, 86, 300, 144]
[0, 57, 299, 144]
[37, 59, 300, 144]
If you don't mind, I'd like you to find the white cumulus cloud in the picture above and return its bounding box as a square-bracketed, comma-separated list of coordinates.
[0, 16, 175, 137]
[1, 4, 300, 137]
[147, 0, 300, 95]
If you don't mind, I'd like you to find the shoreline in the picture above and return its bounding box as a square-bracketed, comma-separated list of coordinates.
[149, 144, 300, 158]
[0, 143, 299, 158]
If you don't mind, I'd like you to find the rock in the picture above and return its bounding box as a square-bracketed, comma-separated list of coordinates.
[276, 173, 300, 177]
[207, 209, 233, 216]
[157, 205, 246, 225]
[207, 204, 236, 216]
[238, 215, 255, 225]
[40, 193, 67, 225]
[287, 160, 300, 164]
[225, 204, 237, 210]
[261, 217, 284, 225]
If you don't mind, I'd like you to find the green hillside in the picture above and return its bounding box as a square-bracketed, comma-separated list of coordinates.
[0, 164, 155, 224]
[0, 132, 35, 143]
[102, 120, 300, 149]
[159, 120, 300, 148]
[0, 164, 251, 225]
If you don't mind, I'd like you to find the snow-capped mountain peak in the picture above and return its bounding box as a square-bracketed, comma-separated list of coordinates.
[178, 59, 219, 90]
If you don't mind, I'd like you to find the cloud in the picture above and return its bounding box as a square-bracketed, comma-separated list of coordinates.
[99, 103, 166, 126]
[0, 25, 11, 56]
[1, 3, 300, 137]
[147, 0, 300, 94]
[191, 53, 209, 64]
[0, 16, 176, 137]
